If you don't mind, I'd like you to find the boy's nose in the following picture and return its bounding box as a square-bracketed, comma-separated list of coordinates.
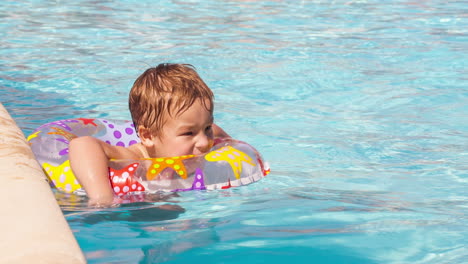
[194, 134, 213, 154]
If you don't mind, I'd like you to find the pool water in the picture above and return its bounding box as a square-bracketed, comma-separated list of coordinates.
[1, 0, 467, 263]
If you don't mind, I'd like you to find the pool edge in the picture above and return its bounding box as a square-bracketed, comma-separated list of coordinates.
[0, 103, 86, 264]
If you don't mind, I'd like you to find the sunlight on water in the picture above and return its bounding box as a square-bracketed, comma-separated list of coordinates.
[1, 0, 467, 263]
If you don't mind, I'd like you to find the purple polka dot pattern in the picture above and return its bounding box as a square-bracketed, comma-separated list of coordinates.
[96, 119, 140, 147]
[114, 130, 122, 139]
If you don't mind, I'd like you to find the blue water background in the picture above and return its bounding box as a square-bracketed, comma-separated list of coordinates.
[1, 0, 467, 263]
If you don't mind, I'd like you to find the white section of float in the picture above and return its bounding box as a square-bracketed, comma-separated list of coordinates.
[0, 103, 86, 264]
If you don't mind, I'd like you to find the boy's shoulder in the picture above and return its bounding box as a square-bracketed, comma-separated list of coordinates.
[104, 141, 145, 160]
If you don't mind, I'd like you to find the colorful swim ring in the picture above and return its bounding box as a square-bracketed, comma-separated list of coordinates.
[28, 118, 270, 195]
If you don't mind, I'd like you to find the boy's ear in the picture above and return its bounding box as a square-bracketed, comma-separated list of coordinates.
[138, 126, 155, 147]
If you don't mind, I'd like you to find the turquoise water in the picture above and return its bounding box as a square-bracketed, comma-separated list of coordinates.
[1, 0, 467, 263]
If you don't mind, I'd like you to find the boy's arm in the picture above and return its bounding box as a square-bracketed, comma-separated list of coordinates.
[69, 136, 116, 206]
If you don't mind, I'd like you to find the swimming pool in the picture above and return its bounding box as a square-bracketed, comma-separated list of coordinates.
[1, 0, 467, 263]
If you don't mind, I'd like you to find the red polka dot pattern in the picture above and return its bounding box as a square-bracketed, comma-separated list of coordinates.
[109, 163, 145, 196]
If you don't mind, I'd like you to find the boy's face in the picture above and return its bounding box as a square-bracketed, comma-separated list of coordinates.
[149, 99, 214, 157]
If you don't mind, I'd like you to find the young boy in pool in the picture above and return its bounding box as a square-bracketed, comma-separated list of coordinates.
[69, 63, 229, 206]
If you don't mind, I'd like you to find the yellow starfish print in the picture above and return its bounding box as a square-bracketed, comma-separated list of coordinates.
[42, 160, 82, 193]
[47, 127, 78, 141]
[205, 146, 255, 179]
[146, 155, 194, 180]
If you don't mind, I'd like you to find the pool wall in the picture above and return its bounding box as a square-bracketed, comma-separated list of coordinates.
[0, 103, 86, 264]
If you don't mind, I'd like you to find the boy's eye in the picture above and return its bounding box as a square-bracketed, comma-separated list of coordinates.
[205, 125, 212, 132]
[181, 131, 193, 136]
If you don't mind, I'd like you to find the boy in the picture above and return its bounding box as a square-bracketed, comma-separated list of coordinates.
[69, 63, 229, 206]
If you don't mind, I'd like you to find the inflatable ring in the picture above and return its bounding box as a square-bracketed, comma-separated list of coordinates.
[28, 118, 270, 195]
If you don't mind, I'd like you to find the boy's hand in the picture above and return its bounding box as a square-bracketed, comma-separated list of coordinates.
[158, 169, 175, 180]
[88, 195, 119, 208]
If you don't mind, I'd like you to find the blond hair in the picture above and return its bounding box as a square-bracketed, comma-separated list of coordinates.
[129, 63, 214, 136]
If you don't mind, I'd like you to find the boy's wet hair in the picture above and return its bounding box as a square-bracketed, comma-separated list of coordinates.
[129, 63, 214, 137]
